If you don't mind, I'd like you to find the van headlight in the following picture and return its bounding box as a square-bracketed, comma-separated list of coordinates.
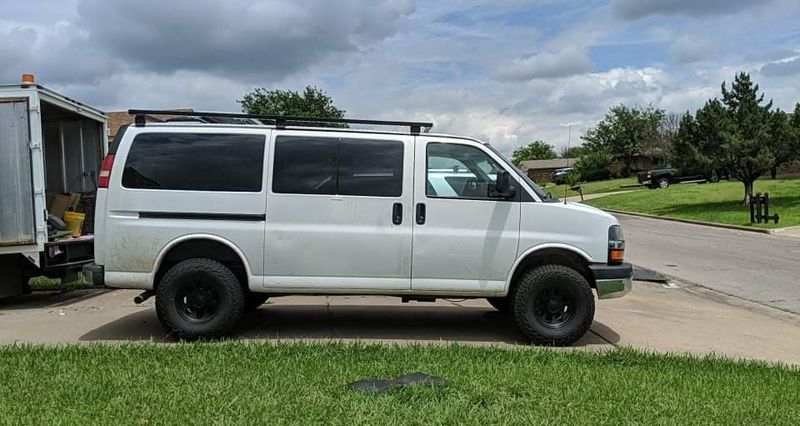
[608, 225, 625, 264]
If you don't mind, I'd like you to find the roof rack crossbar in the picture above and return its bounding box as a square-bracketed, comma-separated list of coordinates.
[128, 109, 433, 134]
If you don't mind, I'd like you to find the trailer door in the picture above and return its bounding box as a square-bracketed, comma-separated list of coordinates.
[0, 98, 35, 246]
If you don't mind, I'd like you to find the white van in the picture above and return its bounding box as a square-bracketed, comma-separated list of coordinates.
[87, 110, 631, 346]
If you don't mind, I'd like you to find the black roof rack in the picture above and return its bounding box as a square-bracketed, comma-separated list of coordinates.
[128, 109, 433, 134]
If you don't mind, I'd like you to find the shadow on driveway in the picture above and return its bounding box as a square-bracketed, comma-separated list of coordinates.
[79, 303, 617, 347]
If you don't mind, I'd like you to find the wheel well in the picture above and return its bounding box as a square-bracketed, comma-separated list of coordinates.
[509, 248, 595, 295]
[154, 239, 248, 290]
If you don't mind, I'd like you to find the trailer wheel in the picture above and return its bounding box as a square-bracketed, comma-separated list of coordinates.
[155, 258, 244, 340]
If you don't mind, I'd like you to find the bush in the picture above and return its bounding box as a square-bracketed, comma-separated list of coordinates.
[576, 151, 612, 182]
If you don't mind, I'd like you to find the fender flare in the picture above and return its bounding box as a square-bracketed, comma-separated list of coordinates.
[505, 243, 593, 290]
[150, 234, 253, 287]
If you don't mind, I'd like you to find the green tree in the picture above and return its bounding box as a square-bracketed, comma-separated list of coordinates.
[559, 145, 588, 158]
[239, 86, 345, 119]
[767, 106, 800, 178]
[718, 72, 777, 202]
[511, 140, 557, 165]
[574, 149, 612, 182]
[671, 100, 727, 178]
[582, 104, 665, 176]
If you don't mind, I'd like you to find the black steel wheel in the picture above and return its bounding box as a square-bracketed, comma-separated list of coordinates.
[174, 279, 222, 324]
[156, 258, 244, 340]
[512, 264, 594, 346]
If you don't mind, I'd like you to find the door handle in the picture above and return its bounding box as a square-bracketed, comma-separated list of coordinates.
[415, 203, 426, 225]
[392, 202, 402, 225]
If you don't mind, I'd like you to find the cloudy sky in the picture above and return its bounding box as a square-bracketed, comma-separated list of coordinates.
[2, 0, 799, 154]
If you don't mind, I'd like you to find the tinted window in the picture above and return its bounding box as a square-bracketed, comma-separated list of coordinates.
[338, 139, 403, 197]
[273, 136, 404, 197]
[272, 136, 337, 194]
[122, 133, 265, 191]
[426, 143, 502, 199]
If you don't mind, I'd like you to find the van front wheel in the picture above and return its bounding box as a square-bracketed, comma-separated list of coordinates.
[512, 264, 595, 346]
[155, 258, 244, 340]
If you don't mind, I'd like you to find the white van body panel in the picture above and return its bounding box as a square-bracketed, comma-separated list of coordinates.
[263, 130, 414, 291]
[410, 136, 520, 293]
[518, 201, 616, 266]
[99, 126, 269, 289]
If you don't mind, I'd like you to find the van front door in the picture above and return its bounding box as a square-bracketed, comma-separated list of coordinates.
[264, 131, 414, 290]
[411, 138, 520, 293]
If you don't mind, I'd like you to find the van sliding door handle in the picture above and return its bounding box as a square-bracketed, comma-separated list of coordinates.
[392, 203, 403, 225]
[415, 203, 426, 225]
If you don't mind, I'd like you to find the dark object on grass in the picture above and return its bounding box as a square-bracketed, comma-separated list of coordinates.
[347, 372, 445, 393]
[749, 193, 779, 224]
[633, 266, 668, 283]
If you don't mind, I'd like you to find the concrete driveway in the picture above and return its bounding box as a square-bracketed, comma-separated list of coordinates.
[2, 281, 800, 365]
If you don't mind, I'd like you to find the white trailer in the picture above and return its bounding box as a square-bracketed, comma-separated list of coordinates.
[0, 75, 107, 298]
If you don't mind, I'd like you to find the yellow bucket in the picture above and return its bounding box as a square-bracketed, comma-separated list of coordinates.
[63, 211, 85, 237]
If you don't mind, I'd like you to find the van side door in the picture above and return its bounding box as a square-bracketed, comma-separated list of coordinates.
[263, 131, 414, 290]
[411, 138, 521, 293]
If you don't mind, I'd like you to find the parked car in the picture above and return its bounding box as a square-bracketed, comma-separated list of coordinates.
[549, 167, 575, 184]
[637, 164, 718, 189]
[85, 110, 632, 346]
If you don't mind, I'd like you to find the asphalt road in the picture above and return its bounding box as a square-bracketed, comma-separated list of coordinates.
[617, 213, 800, 314]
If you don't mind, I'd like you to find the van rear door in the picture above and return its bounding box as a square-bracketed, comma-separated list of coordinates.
[0, 98, 35, 246]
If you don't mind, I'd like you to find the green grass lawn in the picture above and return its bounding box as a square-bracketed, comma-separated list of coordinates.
[1, 343, 798, 424]
[542, 177, 640, 198]
[585, 179, 800, 228]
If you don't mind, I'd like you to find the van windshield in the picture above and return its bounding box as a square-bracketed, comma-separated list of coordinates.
[485, 144, 558, 202]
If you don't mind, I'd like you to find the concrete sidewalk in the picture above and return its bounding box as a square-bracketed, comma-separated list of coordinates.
[1, 282, 799, 365]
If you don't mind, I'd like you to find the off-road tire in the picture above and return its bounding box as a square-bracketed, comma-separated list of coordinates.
[244, 293, 269, 311]
[155, 258, 244, 340]
[512, 264, 595, 346]
[486, 297, 511, 314]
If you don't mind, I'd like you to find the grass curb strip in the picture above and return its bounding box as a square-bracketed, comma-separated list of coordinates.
[598, 208, 775, 234]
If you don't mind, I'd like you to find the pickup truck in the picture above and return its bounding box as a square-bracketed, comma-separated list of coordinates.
[637, 165, 716, 189]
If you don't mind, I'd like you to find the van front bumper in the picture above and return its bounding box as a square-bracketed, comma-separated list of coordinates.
[589, 262, 633, 299]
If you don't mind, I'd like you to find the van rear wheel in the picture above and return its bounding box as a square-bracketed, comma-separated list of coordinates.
[512, 264, 595, 346]
[155, 258, 244, 340]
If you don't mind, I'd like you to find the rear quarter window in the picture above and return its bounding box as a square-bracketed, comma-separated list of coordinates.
[121, 133, 265, 192]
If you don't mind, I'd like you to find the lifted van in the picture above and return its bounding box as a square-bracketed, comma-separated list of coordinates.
[87, 110, 632, 345]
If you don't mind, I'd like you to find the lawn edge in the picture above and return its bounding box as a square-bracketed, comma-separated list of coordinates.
[597, 208, 775, 234]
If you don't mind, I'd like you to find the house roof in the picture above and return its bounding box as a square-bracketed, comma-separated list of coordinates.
[518, 158, 578, 171]
[106, 109, 194, 140]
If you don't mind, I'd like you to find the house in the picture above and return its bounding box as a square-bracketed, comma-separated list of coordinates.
[518, 158, 578, 182]
[106, 109, 194, 141]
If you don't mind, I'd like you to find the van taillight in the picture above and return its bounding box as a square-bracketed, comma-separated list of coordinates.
[98, 154, 115, 188]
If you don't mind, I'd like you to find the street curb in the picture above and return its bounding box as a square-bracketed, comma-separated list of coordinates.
[599, 208, 776, 234]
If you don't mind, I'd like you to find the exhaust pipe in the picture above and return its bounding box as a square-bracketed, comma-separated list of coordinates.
[134, 290, 154, 304]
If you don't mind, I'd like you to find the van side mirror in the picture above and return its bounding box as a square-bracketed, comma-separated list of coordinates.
[490, 170, 516, 199]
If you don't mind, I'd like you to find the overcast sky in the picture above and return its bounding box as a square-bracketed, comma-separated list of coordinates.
[2, 0, 799, 154]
